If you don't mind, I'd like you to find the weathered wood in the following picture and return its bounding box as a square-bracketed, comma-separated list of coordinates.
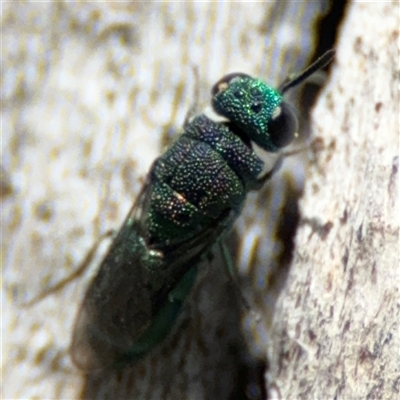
[266, 3, 400, 399]
[3, 2, 397, 399]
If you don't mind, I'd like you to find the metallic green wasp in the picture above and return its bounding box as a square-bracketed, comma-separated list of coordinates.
[70, 50, 335, 371]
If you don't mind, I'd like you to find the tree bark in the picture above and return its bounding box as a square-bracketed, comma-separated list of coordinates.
[2, 2, 398, 399]
[266, 3, 399, 399]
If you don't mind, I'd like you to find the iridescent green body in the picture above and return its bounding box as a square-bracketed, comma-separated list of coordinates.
[70, 51, 335, 371]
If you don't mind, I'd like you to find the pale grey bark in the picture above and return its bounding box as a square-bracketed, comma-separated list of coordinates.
[266, 3, 399, 399]
[2, 2, 398, 399]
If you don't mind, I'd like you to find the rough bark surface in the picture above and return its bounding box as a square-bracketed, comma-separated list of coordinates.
[266, 3, 399, 399]
[2, 2, 398, 399]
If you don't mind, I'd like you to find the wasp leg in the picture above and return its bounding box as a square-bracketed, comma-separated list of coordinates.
[218, 241, 250, 311]
[255, 141, 321, 189]
[254, 153, 285, 188]
[20, 230, 115, 307]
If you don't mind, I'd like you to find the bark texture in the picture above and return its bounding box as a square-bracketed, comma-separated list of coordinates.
[2, 2, 398, 399]
[266, 3, 399, 399]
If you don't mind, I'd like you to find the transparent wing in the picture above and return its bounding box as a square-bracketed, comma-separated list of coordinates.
[70, 215, 153, 370]
[70, 178, 232, 371]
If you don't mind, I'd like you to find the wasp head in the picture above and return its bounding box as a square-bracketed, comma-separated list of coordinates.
[211, 73, 298, 152]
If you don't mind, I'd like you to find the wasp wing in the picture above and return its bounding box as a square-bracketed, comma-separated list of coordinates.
[70, 179, 232, 371]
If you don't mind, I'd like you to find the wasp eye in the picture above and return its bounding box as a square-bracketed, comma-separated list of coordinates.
[268, 102, 298, 148]
[211, 73, 251, 96]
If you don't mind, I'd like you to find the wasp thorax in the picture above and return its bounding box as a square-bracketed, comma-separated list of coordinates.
[211, 74, 292, 152]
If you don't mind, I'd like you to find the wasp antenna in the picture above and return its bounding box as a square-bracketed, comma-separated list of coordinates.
[279, 49, 336, 94]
